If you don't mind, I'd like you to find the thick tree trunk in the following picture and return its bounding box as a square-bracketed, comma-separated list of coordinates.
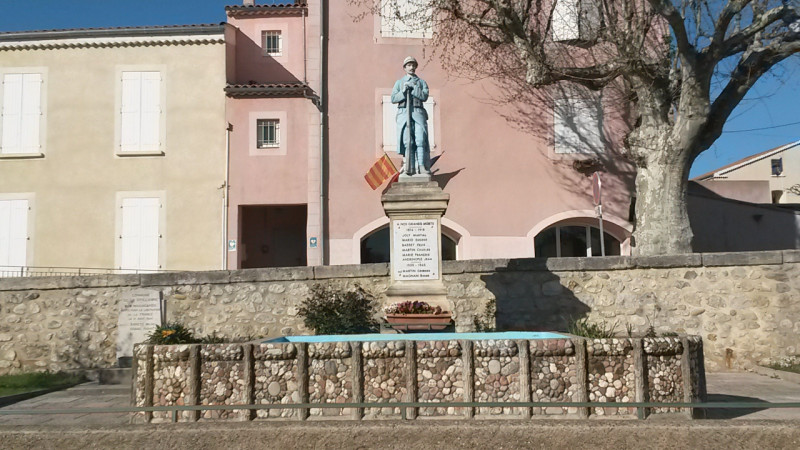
[631, 156, 693, 256]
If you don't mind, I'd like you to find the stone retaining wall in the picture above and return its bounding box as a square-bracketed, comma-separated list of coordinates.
[1, 250, 798, 374]
[133, 336, 705, 422]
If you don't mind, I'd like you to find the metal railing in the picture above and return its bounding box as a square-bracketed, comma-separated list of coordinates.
[2, 400, 799, 422]
[0, 265, 174, 278]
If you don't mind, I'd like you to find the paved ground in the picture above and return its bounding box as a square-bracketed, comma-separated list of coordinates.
[0, 371, 798, 426]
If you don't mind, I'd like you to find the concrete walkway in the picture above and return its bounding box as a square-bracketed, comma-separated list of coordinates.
[0, 372, 798, 426]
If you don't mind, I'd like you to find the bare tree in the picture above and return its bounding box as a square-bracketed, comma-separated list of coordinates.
[352, 0, 800, 255]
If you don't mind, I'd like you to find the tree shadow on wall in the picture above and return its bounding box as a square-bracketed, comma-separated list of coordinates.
[479, 258, 590, 332]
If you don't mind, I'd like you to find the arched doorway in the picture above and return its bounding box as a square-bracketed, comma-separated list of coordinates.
[360, 226, 458, 263]
[534, 224, 621, 257]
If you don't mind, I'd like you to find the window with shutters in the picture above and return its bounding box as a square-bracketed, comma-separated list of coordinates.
[552, 0, 601, 43]
[0, 198, 30, 269]
[119, 71, 163, 155]
[118, 196, 162, 273]
[553, 91, 604, 154]
[381, 94, 435, 153]
[380, 0, 433, 39]
[1, 72, 44, 157]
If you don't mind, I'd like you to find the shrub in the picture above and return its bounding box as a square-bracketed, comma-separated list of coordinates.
[298, 284, 379, 335]
[146, 322, 199, 345]
[567, 317, 617, 339]
[384, 300, 444, 315]
[473, 298, 497, 332]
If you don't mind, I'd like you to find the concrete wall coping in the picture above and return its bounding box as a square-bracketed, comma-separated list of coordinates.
[1, 250, 798, 291]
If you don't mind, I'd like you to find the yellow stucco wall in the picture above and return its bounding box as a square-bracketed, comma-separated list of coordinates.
[0, 37, 227, 271]
[719, 145, 800, 203]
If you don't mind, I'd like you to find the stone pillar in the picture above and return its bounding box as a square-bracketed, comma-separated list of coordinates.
[297, 343, 310, 421]
[242, 343, 254, 421]
[462, 340, 474, 419]
[351, 341, 364, 420]
[404, 340, 418, 420]
[573, 338, 589, 418]
[517, 340, 532, 419]
[144, 345, 154, 423]
[381, 181, 450, 311]
[633, 339, 648, 420]
[188, 345, 201, 422]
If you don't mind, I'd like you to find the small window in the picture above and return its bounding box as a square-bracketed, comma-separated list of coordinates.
[263, 31, 282, 56]
[771, 158, 783, 176]
[257, 119, 280, 148]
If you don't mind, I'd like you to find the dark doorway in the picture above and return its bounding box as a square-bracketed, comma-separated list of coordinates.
[240, 205, 307, 268]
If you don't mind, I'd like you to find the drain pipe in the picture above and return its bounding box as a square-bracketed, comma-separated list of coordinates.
[222, 122, 232, 270]
[319, 0, 327, 265]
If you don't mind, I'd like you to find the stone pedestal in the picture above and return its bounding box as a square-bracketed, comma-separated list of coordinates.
[381, 180, 450, 311]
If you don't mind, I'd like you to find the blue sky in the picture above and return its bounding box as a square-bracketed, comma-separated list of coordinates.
[0, 0, 797, 177]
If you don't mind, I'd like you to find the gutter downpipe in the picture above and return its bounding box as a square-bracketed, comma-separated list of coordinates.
[319, 0, 326, 265]
[223, 122, 232, 270]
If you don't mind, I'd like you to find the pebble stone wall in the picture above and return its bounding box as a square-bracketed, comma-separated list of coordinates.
[133, 336, 705, 422]
[1, 251, 797, 375]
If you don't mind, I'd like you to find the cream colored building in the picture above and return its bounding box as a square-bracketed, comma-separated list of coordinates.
[0, 25, 229, 273]
[695, 140, 800, 204]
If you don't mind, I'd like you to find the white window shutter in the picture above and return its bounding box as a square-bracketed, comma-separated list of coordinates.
[1, 74, 23, 154]
[554, 96, 602, 154]
[21, 74, 41, 154]
[139, 72, 161, 152]
[0, 199, 28, 266]
[423, 98, 435, 149]
[382, 95, 397, 152]
[120, 72, 142, 152]
[120, 198, 141, 270]
[8, 200, 28, 266]
[553, 0, 581, 42]
[121, 197, 159, 272]
[138, 198, 160, 271]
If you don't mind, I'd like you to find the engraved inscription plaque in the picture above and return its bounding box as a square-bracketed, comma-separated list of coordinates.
[392, 219, 439, 281]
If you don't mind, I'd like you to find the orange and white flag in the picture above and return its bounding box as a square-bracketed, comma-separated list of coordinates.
[364, 154, 398, 190]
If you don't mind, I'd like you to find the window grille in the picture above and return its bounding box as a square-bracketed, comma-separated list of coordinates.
[257, 119, 280, 148]
[263, 31, 282, 56]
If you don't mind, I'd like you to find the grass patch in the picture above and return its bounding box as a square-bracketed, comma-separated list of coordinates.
[0, 371, 86, 397]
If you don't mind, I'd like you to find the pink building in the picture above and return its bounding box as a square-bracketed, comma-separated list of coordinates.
[224, 1, 636, 269]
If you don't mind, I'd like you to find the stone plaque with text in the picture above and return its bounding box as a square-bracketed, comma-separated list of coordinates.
[116, 289, 163, 359]
[392, 219, 439, 281]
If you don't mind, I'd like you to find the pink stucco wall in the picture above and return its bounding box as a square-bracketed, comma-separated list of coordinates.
[228, 14, 307, 84]
[325, 2, 635, 263]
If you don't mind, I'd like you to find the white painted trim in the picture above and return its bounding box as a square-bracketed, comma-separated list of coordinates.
[258, 23, 289, 64]
[527, 209, 633, 256]
[441, 217, 470, 260]
[249, 110, 288, 156]
[0, 192, 35, 267]
[114, 191, 166, 272]
[712, 140, 800, 178]
[0, 34, 225, 50]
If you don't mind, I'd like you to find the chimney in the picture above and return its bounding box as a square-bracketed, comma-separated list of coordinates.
[243, 0, 254, 6]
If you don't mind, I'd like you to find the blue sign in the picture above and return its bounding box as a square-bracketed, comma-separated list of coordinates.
[309, 237, 317, 248]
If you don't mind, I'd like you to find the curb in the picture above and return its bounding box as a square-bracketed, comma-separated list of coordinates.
[752, 366, 800, 385]
[0, 383, 84, 408]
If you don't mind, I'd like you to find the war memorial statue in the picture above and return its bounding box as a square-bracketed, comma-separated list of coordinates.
[391, 56, 431, 176]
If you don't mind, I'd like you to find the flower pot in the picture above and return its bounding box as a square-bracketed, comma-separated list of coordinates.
[384, 313, 452, 331]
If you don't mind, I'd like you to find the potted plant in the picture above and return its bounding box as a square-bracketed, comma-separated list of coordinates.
[384, 301, 452, 331]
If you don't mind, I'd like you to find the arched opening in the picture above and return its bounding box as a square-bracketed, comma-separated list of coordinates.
[360, 226, 458, 263]
[534, 224, 621, 257]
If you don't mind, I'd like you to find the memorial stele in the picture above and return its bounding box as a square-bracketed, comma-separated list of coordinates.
[116, 288, 164, 366]
[382, 56, 450, 312]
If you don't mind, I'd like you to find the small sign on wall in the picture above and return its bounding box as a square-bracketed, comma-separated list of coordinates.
[309, 237, 318, 248]
[228, 239, 237, 251]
